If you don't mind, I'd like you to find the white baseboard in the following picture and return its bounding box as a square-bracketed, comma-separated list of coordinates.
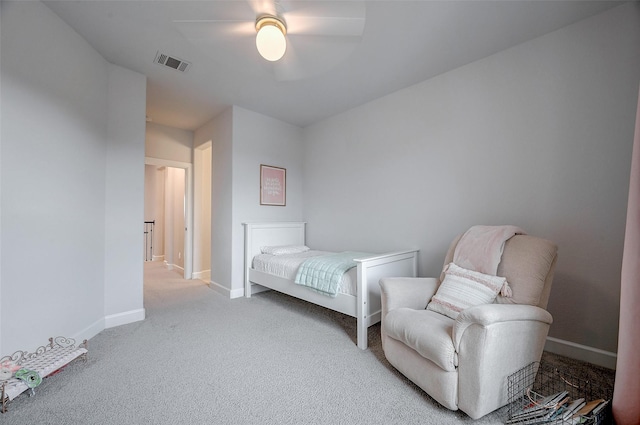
[208, 280, 230, 297]
[165, 263, 185, 273]
[545, 336, 617, 370]
[105, 308, 146, 329]
[229, 287, 244, 299]
[152, 255, 164, 262]
[208, 280, 244, 299]
[61, 310, 144, 347]
[192, 269, 211, 281]
[73, 317, 105, 344]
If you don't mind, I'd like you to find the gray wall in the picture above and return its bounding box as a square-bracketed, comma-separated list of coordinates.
[104, 64, 147, 326]
[231, 106, 305, 296]
[145, 122, 194, 164]
[0, 1, 146, 353]
[195, 106, 304, 297]
[196, 108, 234, 295]
[302, 2, 640, 367]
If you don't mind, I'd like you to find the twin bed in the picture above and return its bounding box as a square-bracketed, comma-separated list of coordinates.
[243, 222, 418, 349]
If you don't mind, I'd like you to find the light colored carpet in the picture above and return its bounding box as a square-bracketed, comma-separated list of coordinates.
[0, 262, 613, 424]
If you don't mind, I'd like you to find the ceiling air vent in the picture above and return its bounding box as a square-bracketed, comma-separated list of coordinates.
[154, 51, 191, 73]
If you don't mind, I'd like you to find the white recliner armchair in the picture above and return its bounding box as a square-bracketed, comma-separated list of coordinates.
[379, 232, 558, 419]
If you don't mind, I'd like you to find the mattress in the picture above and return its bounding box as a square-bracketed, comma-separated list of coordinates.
[252, 250, 357, 296]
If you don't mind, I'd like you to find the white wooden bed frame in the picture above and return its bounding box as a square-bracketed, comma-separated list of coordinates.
[243, 222, 418, 350]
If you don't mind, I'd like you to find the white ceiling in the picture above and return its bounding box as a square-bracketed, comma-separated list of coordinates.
[45, 0, 623, 130]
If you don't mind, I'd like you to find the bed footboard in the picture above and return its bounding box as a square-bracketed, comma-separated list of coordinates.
[355, 250, 418, 349]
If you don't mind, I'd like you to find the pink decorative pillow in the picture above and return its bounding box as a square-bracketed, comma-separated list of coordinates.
[427, 263, 511, 320]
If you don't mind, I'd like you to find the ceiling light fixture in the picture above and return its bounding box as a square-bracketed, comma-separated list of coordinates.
[255, 15, 287, 62]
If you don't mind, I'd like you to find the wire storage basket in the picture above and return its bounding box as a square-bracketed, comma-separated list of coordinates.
[506, 361, 613, 425]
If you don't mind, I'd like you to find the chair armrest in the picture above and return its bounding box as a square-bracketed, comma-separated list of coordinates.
[452, 303, 554, 419]
[379, 277, 439, 313]
[452, 303, 553, 351]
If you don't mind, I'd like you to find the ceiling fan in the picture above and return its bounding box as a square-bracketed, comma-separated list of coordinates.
[172, 0, 366, 81]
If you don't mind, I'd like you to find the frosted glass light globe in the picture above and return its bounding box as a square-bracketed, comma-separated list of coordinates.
[256, 23, 286, 61]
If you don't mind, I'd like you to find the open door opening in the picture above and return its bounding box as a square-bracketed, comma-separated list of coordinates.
[143, 157, 193, 280]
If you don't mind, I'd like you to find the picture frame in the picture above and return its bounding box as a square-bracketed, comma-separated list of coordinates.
[260, 164, 286, 206]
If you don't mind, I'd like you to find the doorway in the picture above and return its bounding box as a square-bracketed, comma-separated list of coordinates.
[144, 157, 193, 280]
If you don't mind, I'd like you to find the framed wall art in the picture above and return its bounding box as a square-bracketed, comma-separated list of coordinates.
[260, 164, 286, 206]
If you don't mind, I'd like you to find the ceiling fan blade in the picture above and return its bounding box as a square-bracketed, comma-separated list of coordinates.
[248, 0, 278, 17]
[284, 15, 365, 37]
[173, 20, 255, 39]
[280, 0, 366, 36]
[273, 34, 361, 81]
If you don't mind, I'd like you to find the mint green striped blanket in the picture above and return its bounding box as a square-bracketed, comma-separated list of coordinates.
[294, 251, 370, 297]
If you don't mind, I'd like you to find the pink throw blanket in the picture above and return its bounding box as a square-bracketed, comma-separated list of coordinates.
[453, 225, 526, 275]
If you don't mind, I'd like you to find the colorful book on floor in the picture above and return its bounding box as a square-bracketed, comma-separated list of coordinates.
[507, 391, 569, 423]
[561, 398, 586, 420]
[569, 399, 609, 424]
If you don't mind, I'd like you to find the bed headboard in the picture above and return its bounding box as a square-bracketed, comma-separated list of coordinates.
[243, 222, 307, 295]
[243, 222, 306, 260]
[243, 222, 306, 295]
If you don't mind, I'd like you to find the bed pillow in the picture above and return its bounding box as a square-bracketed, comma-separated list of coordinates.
[260, 245, 310, 256]
[426, 263, 509, 320]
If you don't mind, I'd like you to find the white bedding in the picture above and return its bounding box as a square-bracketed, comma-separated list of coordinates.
[252, 250, 357, 296]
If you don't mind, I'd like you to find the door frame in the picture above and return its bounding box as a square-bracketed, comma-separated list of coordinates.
[145, 156, 193, 280]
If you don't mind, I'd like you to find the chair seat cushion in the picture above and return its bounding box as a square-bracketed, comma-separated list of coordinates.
[383, 308, 457, 371]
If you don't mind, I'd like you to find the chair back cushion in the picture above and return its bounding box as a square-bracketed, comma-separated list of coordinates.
[442, 233, 557, 309]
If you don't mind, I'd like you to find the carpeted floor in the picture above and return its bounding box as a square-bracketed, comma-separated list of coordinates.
[0, 262, 614, 424]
